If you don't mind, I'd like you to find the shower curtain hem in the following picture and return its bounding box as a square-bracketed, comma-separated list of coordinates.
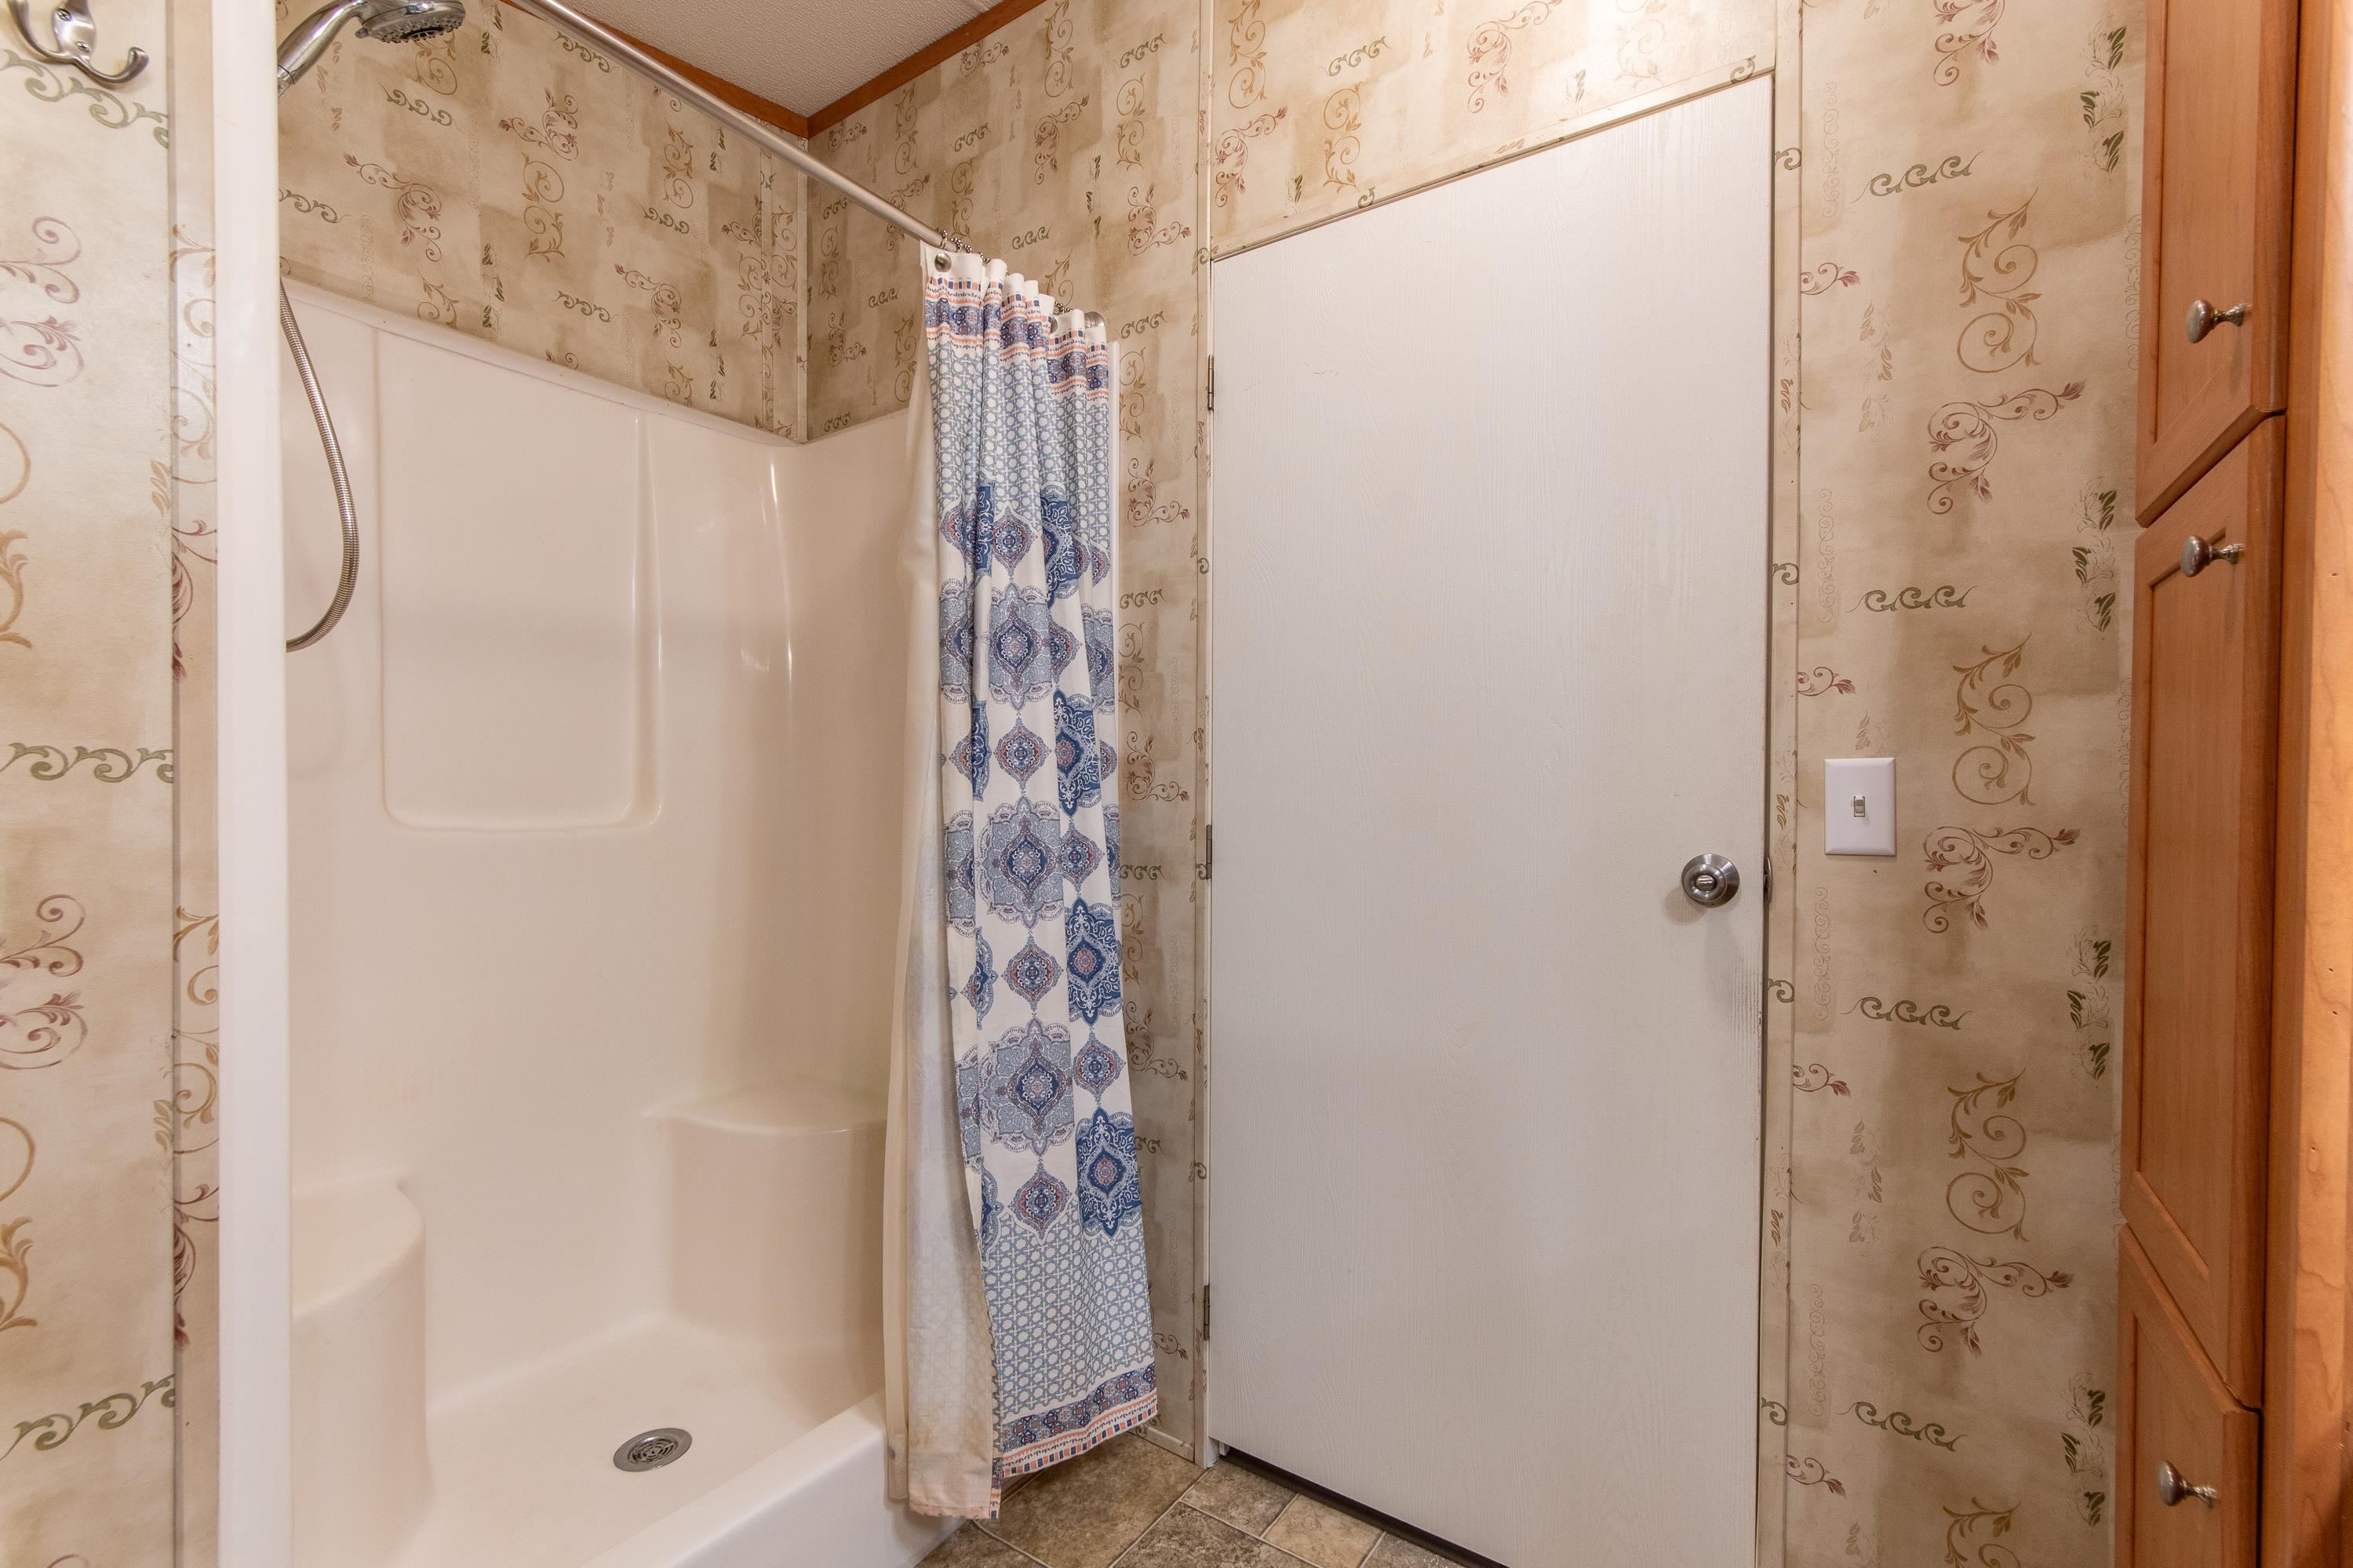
[999, 1387, 1158, 1477]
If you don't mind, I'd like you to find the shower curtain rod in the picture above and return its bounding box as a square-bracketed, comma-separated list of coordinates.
[507, 0, 944, 245]
[505, 0, 1105, 326]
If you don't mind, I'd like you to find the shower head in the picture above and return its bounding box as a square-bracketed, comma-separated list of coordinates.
[355, 0, 465, 39]
[360, 0, 465, 40]
[275, 0, 465, 93]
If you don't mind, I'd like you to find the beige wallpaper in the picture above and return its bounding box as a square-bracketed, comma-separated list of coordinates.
[1783, 5, 2137, 1562]
[0, 0, 188, 1557]
[276, 0, 808, 436]
[808, 0, 1212, 1452]
[169, 0, 223, 1559]
[1210, 0, 1774, 251]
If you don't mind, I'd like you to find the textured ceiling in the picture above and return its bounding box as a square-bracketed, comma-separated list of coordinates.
[583, 0, 1002, 118]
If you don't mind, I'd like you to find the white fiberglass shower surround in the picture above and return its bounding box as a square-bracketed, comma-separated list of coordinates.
[276, 287, 944, 1568]
[217, 2, 1112, 1560]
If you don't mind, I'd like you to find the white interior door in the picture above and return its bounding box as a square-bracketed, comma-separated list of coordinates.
[1205, 79, 1772, 1568]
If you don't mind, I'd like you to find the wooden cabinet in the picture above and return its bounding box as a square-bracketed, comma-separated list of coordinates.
[2135, 0, 2298, 520]
[2124, 420, 2283, 1405]
[2118, 4, 2353, 1565]
[2119, 1230, 2264, 1568]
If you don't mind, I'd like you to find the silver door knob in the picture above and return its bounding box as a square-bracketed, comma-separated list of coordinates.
[2185, 298, 2250, 343]
[1679, 854, 1739, 908]
[2180, 534, 2246, 577]
[2156, 1460, 2218, 1508]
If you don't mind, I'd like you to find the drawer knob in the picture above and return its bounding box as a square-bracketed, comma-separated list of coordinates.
[2157, 1461, 2219, 1509]
[2186, 298, 2251, 343]
[2180, 534, 2245, 578]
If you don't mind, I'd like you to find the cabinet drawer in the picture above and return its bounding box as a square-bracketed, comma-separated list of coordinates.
[2118, 1229, 2260, 1568]
[2134, 0, 2297, 519]
[2122, 420, 2282, 1402]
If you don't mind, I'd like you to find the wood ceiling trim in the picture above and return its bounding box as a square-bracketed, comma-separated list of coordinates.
[805, 0, 1051, 134]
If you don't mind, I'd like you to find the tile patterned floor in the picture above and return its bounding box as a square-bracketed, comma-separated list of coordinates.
[920, 1435, 1487, 1568]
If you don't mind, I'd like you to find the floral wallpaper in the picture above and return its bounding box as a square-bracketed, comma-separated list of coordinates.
[1781, 2, 2137, 1562]
[0, 0, 191, 1555]
[807, 0, 1211, 1454]
[1208, 0, 1774, 251]
[167, 0, 222, 1559]
[275, 0, 808, 436]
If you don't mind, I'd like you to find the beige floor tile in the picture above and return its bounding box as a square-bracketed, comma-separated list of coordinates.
[1363, 1534, 1481, 1568]
[982, 1434, 1201, 1568]
[1262, 1495, 1381, 1568]
[1113, 1503, 1302, 1566]
[923, 1523, 1046, 1566]
[1179, 1461, 1293, 1536]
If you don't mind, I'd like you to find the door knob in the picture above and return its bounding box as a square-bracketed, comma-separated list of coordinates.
[2180, 534, 2245, 577]
[2155, 1460, 2218, 1509]
[2185, 298, 2249, 343]
[1679, 854, 1739, 908]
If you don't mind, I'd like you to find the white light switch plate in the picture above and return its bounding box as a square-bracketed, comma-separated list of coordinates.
[1824, 757, 1896, 856]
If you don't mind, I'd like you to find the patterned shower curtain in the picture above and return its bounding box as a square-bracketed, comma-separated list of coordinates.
[883, 247, 1154, 1521]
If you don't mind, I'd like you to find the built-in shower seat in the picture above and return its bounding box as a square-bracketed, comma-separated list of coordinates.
[292, 1177, 432, 1568]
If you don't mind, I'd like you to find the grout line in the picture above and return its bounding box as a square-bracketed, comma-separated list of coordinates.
[1133, 1499, 1336, 1568]
[1105, 1490, 1198, 1568]
[1264, 1536, 1331, 1568]
[964, 1521, 1052, 1567]
[1218, 1450, 1489, 1568]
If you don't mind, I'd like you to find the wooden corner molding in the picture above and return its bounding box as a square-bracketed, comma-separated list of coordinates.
[497, 0, 810, 139]
[806, 0, 1053, 134]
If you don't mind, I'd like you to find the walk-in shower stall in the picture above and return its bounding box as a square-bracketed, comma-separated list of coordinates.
[260, 3, 1021, 1559]
[279, 288, 935, 1568]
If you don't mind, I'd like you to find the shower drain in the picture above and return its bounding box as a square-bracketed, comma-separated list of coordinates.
[614, 1428, 693, 1472]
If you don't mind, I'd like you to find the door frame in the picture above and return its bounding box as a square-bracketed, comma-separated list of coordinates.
[1191, 70, 1801, 1567]
[213, 5, 297, 1565]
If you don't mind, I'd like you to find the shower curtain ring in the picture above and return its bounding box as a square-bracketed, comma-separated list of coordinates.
[8, 0, 148, 85]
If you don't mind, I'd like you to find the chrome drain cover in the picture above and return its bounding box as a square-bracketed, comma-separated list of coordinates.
[614, 1428, 692, 1472]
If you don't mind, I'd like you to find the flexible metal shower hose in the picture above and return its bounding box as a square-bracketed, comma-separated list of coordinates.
[280, 282, 358, 651]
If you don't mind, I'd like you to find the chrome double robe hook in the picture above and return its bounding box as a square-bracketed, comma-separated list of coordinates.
[8, 0, 148, 85]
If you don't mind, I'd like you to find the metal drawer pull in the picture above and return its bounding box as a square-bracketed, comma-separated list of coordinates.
[2156, 1461, 2219, 1508]
[2185, 299, 2250, 343]
[2180, 535, 2244, 577]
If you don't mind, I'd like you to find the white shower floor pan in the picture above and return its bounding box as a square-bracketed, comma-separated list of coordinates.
[288, 1066, 943, 1568]
[380, 1313, 945, 1568]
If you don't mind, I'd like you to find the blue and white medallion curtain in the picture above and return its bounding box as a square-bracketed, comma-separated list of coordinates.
[918, 246, 1154, 1513]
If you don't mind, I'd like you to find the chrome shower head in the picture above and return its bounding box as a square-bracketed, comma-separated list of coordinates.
[275, 0, 465, 94]
[359, 0, 466, 42]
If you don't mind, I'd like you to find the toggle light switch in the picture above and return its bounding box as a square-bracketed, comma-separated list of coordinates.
[1824, 757, 1896, 856]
